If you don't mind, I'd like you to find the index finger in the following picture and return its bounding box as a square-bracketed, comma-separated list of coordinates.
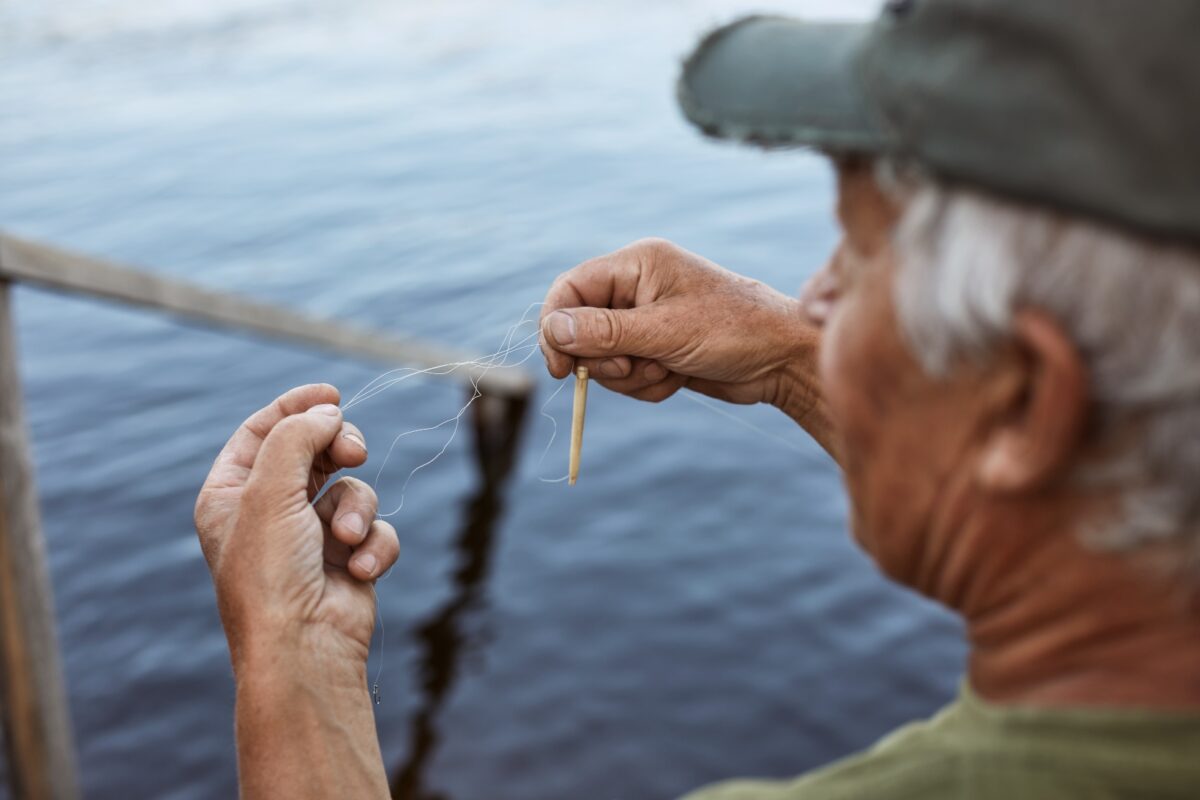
[539, 247, 645, 378]
[201, 383, 340, 494]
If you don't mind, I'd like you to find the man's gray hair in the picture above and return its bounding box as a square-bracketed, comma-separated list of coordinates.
[881, 162, 1200, 572]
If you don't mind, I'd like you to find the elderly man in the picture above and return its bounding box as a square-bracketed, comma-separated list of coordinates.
[196, 1, 1200, 797]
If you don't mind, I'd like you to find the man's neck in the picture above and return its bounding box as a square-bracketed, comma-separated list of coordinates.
[927, 492, 1200, 710]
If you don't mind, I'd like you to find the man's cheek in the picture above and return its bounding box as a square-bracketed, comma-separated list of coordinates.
[819, 311, 874, 447]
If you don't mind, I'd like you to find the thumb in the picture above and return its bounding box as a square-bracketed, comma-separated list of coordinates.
[247, 403, 343, 503]
[542, 307, 660, 359]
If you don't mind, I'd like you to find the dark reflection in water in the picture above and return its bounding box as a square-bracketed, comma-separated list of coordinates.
[1, 2, 968, 797]
[391, 394, 529, 800]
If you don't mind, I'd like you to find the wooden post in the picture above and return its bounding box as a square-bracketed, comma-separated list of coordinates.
[0, 281, 80, 800]
[0, 230, 536, 799]
[469, 389, 530, 488]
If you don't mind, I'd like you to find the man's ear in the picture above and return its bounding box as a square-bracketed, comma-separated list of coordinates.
[977, 310, 1089, 492]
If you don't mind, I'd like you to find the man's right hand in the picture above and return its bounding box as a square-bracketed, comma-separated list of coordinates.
[538, 239, 831, 450]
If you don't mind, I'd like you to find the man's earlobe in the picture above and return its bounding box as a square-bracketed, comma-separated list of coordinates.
[976, 310, 1089, 492]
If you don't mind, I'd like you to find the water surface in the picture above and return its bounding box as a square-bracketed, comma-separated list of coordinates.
[0, 2, 965, 797]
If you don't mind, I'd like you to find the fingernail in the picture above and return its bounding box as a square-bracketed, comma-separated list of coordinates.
[339, 512, 365, 538]
[308, 404, 341, 416]
[354, 552, 378, 577]
[342, 431, 366, 452]
[645, 362, 668, 381]
[547, 311, 576, 345]
[598, 359, 623, 378]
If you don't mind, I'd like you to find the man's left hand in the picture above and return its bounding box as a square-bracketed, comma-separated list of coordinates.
[194, 383, 400, 676]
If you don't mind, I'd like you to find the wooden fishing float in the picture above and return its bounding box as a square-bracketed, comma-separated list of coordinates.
[568, 365, 589, 485]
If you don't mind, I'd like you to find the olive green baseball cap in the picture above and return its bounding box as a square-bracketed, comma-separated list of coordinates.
[677, 1, 1200, 243]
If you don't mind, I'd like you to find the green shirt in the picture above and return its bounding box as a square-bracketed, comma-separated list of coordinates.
[680, 684, 1200, 800]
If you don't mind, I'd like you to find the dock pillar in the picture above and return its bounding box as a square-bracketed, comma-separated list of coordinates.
[0, 281, 80, 800]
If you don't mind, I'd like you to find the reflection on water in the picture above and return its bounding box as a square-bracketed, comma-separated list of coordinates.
[391, 393, 528, 800]
[0, 1, 968, 797]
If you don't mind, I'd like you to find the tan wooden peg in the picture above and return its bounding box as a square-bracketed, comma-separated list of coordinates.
[568, 365, 589, 485]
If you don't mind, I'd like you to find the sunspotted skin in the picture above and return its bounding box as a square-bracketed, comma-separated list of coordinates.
[195, 164, 1200, 799]
[539, 162, 1200, 711]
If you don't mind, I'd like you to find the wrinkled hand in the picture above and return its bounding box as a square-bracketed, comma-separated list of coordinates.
[194, 384, 400, 674]
[539, 238, 820, 412]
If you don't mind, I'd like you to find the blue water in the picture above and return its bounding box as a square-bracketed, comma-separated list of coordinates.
[0, 2, 965, 798]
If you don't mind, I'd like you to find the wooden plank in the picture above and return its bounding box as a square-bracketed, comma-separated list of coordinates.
[0, 233, 532, 398]
[0, 281, 80, 800]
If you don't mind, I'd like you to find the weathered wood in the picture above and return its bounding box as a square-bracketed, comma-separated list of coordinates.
[0, 232, 533, 399]
[0, 281, 80, 800]
[0, 232, 534, 799]
[470, 389, 532, 488]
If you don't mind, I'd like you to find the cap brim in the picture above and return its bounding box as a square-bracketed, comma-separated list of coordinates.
[677, 15, 890, 153]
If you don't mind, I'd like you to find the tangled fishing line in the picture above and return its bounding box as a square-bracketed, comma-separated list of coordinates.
[332, 302, 568, 703]
[334, 300, 809, 702]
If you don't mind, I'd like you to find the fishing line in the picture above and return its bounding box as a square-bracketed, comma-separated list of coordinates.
[680, 392, 810, 454]
[342, 301, 544, 411]
[346, 302, 548, 517]
[373, 338, 544, 517]
[370, 585, 385, 705]
[342, 303, 549, 703]
[343, 300, 815, 703]
[535, 379, 570, 483]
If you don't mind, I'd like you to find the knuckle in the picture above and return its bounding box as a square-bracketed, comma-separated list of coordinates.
[548, 270, 573, 296]
[271, 414, 306, 439]
[345, 477, 377, 506]
[373, 521, 400, 553]
[337, 474, 368, 493]
[632, 236, 670, 255]
[266, 394, 289, 421]
[587, 357, 628, 380]
[631, 237, 676, 266]
[592, 309, 623, 350]
[193, 493, 211, 528]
